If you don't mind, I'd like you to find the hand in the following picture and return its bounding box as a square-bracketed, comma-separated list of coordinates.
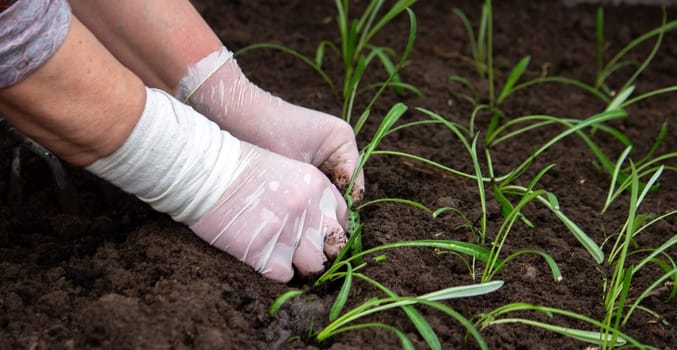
[87, 88, 349, 283]
[176, 47, 365, 201]
[189, 142, 349, 282]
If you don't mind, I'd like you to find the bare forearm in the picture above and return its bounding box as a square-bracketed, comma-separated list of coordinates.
[69, 0, 222, 92]
[0, 16, 145, 166]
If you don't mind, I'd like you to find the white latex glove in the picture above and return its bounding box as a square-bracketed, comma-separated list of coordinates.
[87, 88, 348, 282]
[175, 47, 365, 201]
[190, 142, 348, 282]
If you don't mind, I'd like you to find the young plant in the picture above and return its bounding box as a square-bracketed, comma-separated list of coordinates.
[452, 1, 492, 80]
[621, 234, 677, 325]
[594, 6, 676, 94]
[450, 3, 677, 153]
[341, 102, 409, 260]
[480, 164, 563, 283]
[451, 0, 532, 140]
[600, 159, 676, 349]
[333, 0, 421, 128]
[318, 277, 502, 350]
[502, 6, 677, 105]
[377, 107, 612, 265]
[475, 303, 647, 348]
[235, 0, 422, 132]
[273, 102, 496, 349]
[272, 277, 502, 349]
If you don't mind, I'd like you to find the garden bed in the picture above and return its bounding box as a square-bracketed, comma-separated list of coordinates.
[1, 0, 675, 349]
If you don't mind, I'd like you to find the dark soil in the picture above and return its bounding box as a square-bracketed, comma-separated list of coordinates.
[1, 1, 676, 349]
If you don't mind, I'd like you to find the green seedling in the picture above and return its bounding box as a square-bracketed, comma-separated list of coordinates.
[475, 303, 647, 348]
[341, 102, 409, 264]
[603, 146, 677, 215]
[622, 235, 677, 325]
[272, 275, 502, 349]
[597, 154, 676, 349]
[450, 4, 677, 159]
[508, 6, 676, 105]
[377, 107, 614, 264]
[357, 107, 575, 281]
[606, 163, 673, 264]
[277, 101, 494, 349]
[451, 1, 534, 141]
[452, 1, 492, 80]
[235, 0, 422, 131]
[595, 6, 676, 94]
[601, 161, 664, 350]
[481, 165, 563, 283]
[317, 278, 503, 350]
[270, 234, 495, 349]
[492, 6, 673, 105]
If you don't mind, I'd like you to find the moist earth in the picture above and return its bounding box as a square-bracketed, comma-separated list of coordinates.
[1, 1, 676, 349]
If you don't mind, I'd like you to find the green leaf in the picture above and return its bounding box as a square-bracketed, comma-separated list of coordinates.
[270, 290, 304, 316]
[541, 197, 604, 264]
[497, 56, 531, 104]
[606, 85, 635, 111]
[523, 319, 627, 346]
[330, 264, 353, 321]
[420, 281, 504, 300]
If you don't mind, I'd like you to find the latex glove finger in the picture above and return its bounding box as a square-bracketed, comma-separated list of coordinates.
[316, 123, 365, 201]
[291, 184, 348, 275]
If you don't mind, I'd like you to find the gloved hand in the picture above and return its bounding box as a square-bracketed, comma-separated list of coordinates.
[175, 47, 365, 201]
[88, 88, 348, 282]
[190, 141, 349, 282]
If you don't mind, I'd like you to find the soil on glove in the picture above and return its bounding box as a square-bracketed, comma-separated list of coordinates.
[1, 1, 675, 349]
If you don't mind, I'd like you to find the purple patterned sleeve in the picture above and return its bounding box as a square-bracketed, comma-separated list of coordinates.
[0, 0, 71, 88]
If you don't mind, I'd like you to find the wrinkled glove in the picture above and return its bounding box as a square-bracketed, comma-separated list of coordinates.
[87, 88, 348, 282]
[190, 141, 349, 282]
[175, 46, 364, 200]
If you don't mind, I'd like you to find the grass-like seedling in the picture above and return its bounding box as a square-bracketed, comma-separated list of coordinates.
[332, 0, 421, 131]
[268, 102, 504, 348]
[272, 278, 502, 349]
[450, 2, 677, 164]
[594, 6, 677, 95]
[377, 107, 615, 266]
[480, 164, 563, 283]
[451, 0, 527, 141]
[317, 278, 503, 350]
[341, 102, 410, 261]
[505, 6, 677, 105]
[235, 0, 422, 133]
[475, 303, 646, 348]
[600, 159, 676, 350]
[466, 144, 674, 348]
[452, 0, 492, 81]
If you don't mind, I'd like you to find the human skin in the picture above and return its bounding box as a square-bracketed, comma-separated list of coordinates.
[0, 15, 144, 167]
[68, 0, 221, 93]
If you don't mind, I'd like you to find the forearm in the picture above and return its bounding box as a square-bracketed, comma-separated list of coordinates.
[0, 15, 145, 167]
[68, 0, 222, 93]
